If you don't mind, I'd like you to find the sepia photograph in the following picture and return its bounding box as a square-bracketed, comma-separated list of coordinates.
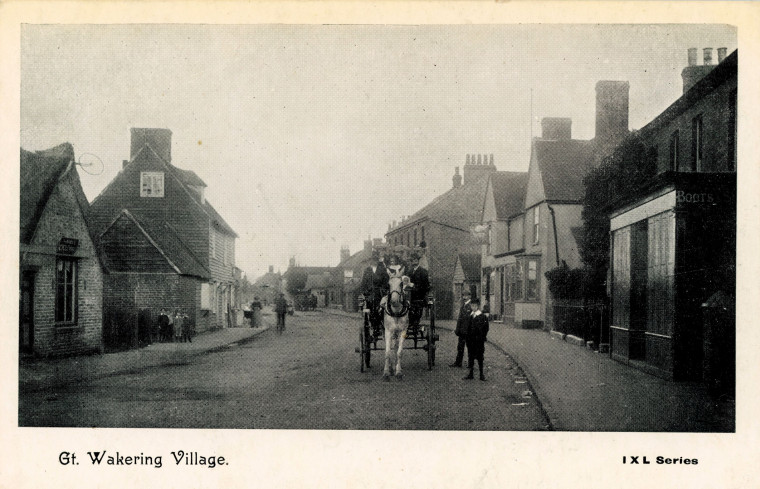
[3, 2, 759, 488]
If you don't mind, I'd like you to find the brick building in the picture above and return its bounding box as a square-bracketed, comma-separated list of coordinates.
[386, 156, 495, 319]
[88, 128, 238, 348]
[607, 49, 736, 380]
[20, 143, 104, 357]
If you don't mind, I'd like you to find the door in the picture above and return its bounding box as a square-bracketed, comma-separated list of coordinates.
[20, 271, 36, 352]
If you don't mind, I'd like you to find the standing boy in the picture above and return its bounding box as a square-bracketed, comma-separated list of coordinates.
[463, 297, 489, 381]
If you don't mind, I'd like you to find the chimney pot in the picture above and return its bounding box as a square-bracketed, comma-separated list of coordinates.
[122, 159, 129, 169]
[717, 47, 728, 63]
[703, 47, 713, 65]
[687, 48, 698, 66]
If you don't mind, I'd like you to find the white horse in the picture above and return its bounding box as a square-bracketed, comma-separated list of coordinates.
[380, 270, 410, 381]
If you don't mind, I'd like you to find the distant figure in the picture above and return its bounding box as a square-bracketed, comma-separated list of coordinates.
[463, 297, 489, 381]
[181, 313, 194, 343]
[158, 309, 170, 342]
[274, 293, 288, 331]
[173, 310, 184, 343]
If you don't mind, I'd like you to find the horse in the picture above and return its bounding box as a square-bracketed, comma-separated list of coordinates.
[380, 269, 410, 381]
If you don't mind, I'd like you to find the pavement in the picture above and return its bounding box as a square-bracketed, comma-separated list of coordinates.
[19, 316, 272, 392]
[19, 308, 734, 432]
[320, 308, 734, 432]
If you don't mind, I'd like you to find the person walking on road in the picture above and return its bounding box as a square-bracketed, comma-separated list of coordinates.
[450, 291, 471, 368]
[463, 297, 489, 381]
[274, 293, 288, 333]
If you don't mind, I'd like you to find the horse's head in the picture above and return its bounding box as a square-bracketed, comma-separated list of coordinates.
[387, 274, 406, 306]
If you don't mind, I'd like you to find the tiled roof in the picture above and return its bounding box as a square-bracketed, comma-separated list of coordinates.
[338, 248, 372, 269]
[171, 166, 207, 188]
[457, 253, 481, 282]
[397, 173, 491, 232]
[99, 209, 210, 279]
[534, 139, 596, 203]
[490, 171, 529, 219]
[20, 143, 89, 244]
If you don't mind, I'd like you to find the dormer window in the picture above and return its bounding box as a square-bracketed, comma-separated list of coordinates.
[140, 172, 164, 197]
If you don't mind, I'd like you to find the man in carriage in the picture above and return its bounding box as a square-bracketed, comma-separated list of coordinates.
[404, 250, 430, 333]
[359, 245, 389, 340]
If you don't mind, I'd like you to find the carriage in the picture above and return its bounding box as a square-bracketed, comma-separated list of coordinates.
[354, 245, 439, 378]
[356, 293, 438, 372]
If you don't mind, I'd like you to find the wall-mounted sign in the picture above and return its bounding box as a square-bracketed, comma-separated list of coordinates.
[57, 237, 79, 255]
[676, 191, 715, 204]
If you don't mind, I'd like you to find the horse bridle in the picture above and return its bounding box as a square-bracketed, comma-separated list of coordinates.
[384, 282, 409, 318]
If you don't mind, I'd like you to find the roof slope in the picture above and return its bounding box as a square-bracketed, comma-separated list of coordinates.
[20, 143, 91, 244]
[99, 210, 210, 278]
[400, 173, 491, 231]
[457, 253, 482, 281]
[338, 248, 372, 270]
[534, 139, 596, 203]
[490, 171, 529, 219]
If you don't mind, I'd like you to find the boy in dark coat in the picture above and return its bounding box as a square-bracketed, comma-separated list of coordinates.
[463, 297, 489, 381]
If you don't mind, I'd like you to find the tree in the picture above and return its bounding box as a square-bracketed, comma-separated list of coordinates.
[285, 268, 308, 296]
[579, 132, 657, 299]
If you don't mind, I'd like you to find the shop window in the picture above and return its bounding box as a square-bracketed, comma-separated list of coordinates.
[611, 227, 631, 328]
[691, 114, 703, 171]
[55, 258, 77, 324]
[140, 172, 164, 197]
[647, 212, 675, 337]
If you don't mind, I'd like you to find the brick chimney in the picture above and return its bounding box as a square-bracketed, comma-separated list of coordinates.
[681, 47, 718, 94]
[364, 239, 373, 253]
[463, 153, 497, 185]
[452, 166, 462, 188]
[340, 246, 351, 263]
[595, 80, 629, 145]
[130, 128, 172, 163]
[541, 118, 572, 140]
[269, 265, 274, 274]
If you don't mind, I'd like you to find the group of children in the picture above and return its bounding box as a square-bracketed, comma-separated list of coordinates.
[157, 309, 194, 343]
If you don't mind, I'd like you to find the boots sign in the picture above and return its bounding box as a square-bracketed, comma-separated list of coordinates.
[676, 191, 715, 205]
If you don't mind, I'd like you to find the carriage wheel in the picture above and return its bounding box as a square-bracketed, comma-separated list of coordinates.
[427, 306, 436, 369]
[360, 316, 371, 372]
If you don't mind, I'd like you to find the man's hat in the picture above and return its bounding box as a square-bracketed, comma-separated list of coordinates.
[470, 297, 481, 305]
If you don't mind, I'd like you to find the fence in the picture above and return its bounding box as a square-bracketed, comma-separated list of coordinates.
[552, 300, 609, 349]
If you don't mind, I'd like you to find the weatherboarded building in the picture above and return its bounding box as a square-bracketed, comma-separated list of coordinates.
[20, 143, 104, 357]
[88, 128, 238, 348]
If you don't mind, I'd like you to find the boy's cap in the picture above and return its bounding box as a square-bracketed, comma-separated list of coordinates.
[470, 297, 481, 304]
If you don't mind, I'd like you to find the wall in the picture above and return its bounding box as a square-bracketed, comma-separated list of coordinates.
[23, 171, 103, 356]
[651, 76, 737, 173]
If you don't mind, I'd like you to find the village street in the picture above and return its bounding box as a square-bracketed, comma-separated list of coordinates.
[19, 312, 550, 430]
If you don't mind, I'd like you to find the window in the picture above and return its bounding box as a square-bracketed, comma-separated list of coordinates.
[691, 115, 703, 171]
[140, 172, 164, 197]
[526, 259, 539, 301]
[533, 206, 540, 245]
[647, 212, 675, 337]
[55, 258, 77, 323]
[413, 229, 417, 247]
[512, 262, 523, 301]
[421, 226, 425, 244]
[669, 130, 680, 171]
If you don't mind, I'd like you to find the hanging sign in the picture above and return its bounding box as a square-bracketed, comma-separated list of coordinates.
[57, 237, 79, 255]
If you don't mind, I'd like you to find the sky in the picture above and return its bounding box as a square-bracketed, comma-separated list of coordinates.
[20, 24, 736, 279]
